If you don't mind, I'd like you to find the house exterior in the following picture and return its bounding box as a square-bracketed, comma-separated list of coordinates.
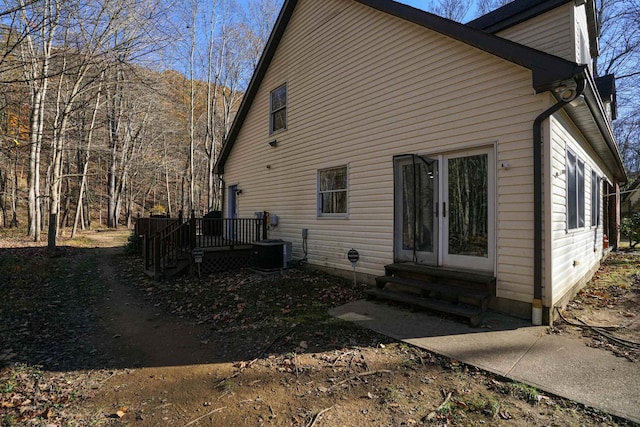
[214, 0, 626, 324]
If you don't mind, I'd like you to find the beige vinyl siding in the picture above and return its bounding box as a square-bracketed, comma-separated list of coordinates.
[224, 0, 546, 303]
[574, 4, 593, 71]
[496, 3, 575, 62]
[548, 113, 610, 305]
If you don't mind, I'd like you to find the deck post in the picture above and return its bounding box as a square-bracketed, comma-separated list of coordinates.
[143, 233, 149, 268]
[153, 237, 161, 280]
[262, 211, 268, 240]
[255, 219, 260, 242]
[190, 210, 196, 249]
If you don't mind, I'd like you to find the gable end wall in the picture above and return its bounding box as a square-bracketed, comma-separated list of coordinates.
[496, 3, 575, 63]
[224, 0, 550, 305]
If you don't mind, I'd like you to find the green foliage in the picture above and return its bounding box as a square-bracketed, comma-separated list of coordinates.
[150, 205, 166, 216]
[620, 213, 640, 249]
[500, 381, 540, 404]
[125, 231, 142, 254]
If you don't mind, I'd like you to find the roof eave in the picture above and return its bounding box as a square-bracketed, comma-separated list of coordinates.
[467, 0, 573, 32]
[584, 76, 627, 182]
[567, 72, 627, 182]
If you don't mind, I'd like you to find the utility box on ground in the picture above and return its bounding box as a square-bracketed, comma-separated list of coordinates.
[252, 239, 284, 271]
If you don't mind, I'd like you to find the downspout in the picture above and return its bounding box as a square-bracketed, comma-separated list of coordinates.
[532, 77, 585, 325]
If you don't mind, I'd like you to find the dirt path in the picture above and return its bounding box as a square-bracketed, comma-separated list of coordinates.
[80, 232, 239, 425]
[4, 229, 633, 426]
[93, 247, 214, 368]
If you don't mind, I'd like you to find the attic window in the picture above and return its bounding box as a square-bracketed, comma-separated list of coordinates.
[270, 84, 287, 134]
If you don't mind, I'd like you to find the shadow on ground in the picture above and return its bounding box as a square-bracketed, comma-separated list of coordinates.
[0, 242, 386, 372]
[1, 237, 533, 374]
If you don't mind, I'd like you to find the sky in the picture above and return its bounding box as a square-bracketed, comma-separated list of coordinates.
[376, 0, 482, 21]
[396, 0, 430, 10]
[233, 0, 431, 14]
[232, 0, 479, 24]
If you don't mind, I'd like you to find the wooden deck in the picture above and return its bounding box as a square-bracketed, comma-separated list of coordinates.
[136, 214, 267, 280]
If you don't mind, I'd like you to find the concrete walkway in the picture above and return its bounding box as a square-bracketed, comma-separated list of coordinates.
[330, 300, 640, 423]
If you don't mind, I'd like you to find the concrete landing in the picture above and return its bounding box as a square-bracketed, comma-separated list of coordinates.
[330, 300, 640, 423]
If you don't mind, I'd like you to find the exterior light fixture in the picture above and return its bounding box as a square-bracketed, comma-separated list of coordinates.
[554, 80, 579, 102]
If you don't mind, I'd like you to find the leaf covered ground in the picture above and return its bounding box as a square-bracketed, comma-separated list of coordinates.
[553, 252, 640, 362]
[0, 229, 636, 426]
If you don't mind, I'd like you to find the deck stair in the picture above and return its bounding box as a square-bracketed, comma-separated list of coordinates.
[367, 263, 495, 327]
[144, 253, 191, 279]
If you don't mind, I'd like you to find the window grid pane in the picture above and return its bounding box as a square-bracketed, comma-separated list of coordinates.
[566, 151, 585, 230]
[272, 110, 286, 132]
[270, 85, 287, 133]
[319, 166, 348, 215]
[320, 168, 347, 191]
[567, 152, 577, 229]
[578, 160, 585, 228]
[591, 171, 600, 227]
[271, 86, 286, 110]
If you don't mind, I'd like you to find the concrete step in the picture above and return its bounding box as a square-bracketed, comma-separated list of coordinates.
[375, 275, 490, 308]
[384, 263, 495, 287]
[365, 288, 484, 327]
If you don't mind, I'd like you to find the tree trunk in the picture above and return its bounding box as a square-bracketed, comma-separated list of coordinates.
[72, 77, 101, 237]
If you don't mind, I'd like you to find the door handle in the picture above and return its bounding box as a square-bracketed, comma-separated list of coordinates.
[442, 202, 446, 218]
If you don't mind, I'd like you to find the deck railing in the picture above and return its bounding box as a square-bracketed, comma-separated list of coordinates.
[136, 217, 180, 237]
[193, 217, 266, 248]
[137, 213, 267, 279]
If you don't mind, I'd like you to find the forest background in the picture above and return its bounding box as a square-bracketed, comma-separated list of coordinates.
[0, 0, 638, 251]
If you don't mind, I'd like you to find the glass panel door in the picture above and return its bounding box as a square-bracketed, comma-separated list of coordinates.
[394, 156, 438, 264]
[442, 149, 494, 271]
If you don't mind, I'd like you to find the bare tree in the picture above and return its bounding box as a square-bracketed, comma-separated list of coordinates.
[0, 0, 38, 19]
[71, 71, 103, 238]
[14, 0, 59, 241]
[186, 0, 199, 215]
[204, 0, 223, 212]
[243, 0, 281, 70]
[475, 0, 512, 16]
[0, 24, 28, 228]
[204, 0, 245, 212]
[592, 0, 640, 173]
[429, 0, 472, 21]
[102, 0, 174, 228]
[594, 0, 640, 79]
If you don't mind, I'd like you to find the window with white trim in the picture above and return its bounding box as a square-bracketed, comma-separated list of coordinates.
[591, 170, 601, 226]
[270, 84, 287, 133]
[318, 166, 348, 216]
[567, 150, 585, 229]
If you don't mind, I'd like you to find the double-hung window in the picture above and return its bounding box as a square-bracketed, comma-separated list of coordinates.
[567, 150, 585, 229]
[318, 166, 348, 216]
[591, 170, 601, 227]
[270, 84, 287, 133]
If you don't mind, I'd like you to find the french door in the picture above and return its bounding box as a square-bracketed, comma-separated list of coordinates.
[394, 148, 495, 272]
[394, 155, 439, 265]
